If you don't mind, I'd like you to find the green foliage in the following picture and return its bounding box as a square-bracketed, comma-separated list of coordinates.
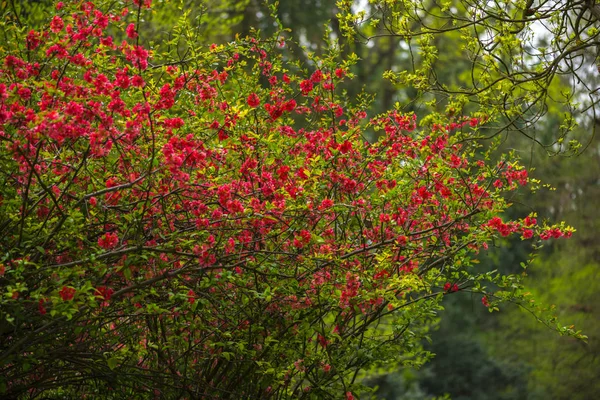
[337, 0, 600, 153]
[483, 132, 600, 400]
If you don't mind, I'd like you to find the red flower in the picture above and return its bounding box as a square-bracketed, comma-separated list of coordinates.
[126, 23, 138, 39]
[317, 334, 328, 347]
[38, 299, 47, 315]
[284, 99, 296, 112]
[300, 79, 313, 95]
[247, 93, 260, 108]
[59, 286, 76, 301]
[26, 30, 41, 50]
[187, 289, 195, 304]
[310, 69, 323, 83]
[481, 296, 490, 307]
[50, 16, 64, 33]
[131, 75, 145, 87]
[95, 286, 114, 301]
[319, 198, 334, 210]
[98, 232, 119, 249]
[443, 282, 459, 292]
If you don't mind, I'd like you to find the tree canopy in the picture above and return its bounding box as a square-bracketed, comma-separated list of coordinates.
[337, 0, 600, 153]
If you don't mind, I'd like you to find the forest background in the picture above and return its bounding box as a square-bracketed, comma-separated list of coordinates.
[4, 0, 600, 398]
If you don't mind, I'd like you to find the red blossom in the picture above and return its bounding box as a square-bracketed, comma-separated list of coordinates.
[284, 99, 296, 111]
[50, 16, 64, 33]
[444, 282, 459, 292]
[299, 79, 313, 95]
[125, 45, 149, 70]
[247, 92, 260, 108]
[317, 334, 329, 348]
[481, 296, 490, 307]
[319, 198, 334, 210]
[126, 23, 138, 39]
[310, 69, 323, 83]
[95, 286, 114, 301]
[131, 75, 145, 87]
[98, 232, 119, 249]
[38, 299, 47, 315]
[187, 289, 195, 304]
[26, 30, 41, 50]
[59, 286, 76, 301]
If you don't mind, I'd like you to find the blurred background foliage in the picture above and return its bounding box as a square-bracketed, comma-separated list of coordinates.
[4, 0, 598, 398]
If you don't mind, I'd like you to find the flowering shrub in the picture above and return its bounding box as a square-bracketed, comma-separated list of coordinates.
[0, 1, 579, 398]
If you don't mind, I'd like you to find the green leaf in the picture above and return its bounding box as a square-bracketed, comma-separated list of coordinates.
[107, 357, 118, 370]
